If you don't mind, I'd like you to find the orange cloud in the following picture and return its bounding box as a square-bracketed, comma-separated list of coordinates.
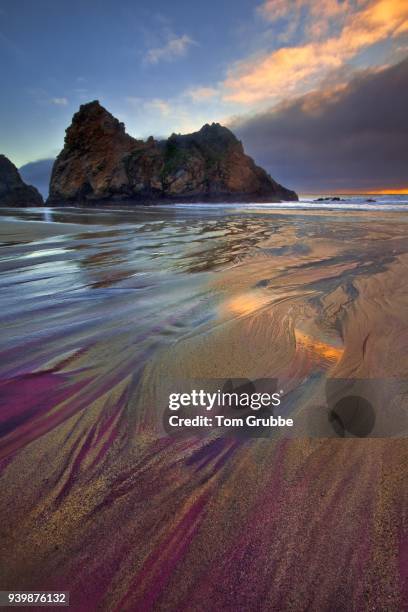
[260, 0, 352, 37]
[259, 0, 351, 21]
[224, 0, 408, 104]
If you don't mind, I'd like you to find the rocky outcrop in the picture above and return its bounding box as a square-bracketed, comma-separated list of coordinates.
[48, 101, 298, 205]
[0, 155, 44, 207]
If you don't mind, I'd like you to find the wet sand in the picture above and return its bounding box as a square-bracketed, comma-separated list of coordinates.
[0, 207, 407, 610]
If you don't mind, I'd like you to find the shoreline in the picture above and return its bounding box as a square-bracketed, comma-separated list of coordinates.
[2, 194, 408, 214]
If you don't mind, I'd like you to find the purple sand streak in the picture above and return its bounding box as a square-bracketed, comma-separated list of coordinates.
[115, 490, 210, 612]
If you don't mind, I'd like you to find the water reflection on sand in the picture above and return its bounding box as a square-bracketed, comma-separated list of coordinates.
[0, 205, 408, 610]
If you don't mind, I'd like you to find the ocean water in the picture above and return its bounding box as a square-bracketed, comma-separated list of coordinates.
[299, 193, 408, 211]
[159, 193, 408, 212]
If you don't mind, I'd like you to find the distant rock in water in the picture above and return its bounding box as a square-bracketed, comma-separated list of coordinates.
[0, 155, 44, 207]
[19, 158, 54, 199]
[48, 100, 298, 205]
[315, 196, 345, 202]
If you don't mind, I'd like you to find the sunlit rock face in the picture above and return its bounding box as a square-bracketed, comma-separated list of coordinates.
[0, 155, 44, 207]
[48, 100, 298, 205]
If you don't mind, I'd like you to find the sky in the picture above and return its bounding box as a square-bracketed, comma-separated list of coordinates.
[1, 0, 408, 193]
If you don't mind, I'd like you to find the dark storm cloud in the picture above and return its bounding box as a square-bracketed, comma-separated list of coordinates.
[232, 57, 408, 193]
[19, 158, 54, 198]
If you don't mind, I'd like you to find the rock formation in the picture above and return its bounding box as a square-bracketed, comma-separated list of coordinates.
[0, 155, 44, 207]
[48, 101, 297, 205]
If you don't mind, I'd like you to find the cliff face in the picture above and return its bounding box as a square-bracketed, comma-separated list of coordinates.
[0, 155, 44, 207]
[48, 101, 297, 204]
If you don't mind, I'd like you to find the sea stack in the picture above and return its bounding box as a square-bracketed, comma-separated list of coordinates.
[0, 155, 44, 207]
[48, 100, 298, 205]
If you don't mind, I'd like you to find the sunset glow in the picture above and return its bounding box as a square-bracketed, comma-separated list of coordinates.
[1, 0, 407, 193]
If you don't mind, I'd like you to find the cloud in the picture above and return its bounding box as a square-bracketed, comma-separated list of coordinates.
[224, 0, 408, 104]
[144, 98, 171, 116]
[123, 85, 228, 134]
[259, 0, 351, 28]
[126, 95, 172, 116]
[231, 57, 408, 192]
[145, 34, 196, 65]
[187, 86, 219, 102]
[50, 97, 68, 106]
